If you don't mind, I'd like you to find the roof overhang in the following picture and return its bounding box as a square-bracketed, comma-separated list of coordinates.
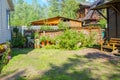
[31, 16, 82, 26]
[91, 0, 120, 10]
[7, 0, 14, 11]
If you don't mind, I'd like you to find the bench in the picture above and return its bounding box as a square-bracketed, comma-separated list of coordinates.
[101, 38, 120, 51]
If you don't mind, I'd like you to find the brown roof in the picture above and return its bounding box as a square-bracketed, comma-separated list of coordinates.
[7, 0, 14, 11]
[92, 0, 120, 10]
[79, 2, 91, 7]
[31, 16, 82, 26]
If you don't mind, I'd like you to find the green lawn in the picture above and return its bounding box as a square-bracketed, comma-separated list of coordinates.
[0, 48, 120, 80]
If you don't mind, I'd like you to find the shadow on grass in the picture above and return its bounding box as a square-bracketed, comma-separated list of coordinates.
[0, 69, 27, 80]
[85, 52, 120, 80]
[38, 55, 94, 80]
[11, 48, 34, 57]
[85, 52, 120, 65]
[1, 49, 120, 80]
[38, 52, 120, 80]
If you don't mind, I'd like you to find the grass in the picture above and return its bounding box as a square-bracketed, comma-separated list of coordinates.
[0, 48, 120, 80]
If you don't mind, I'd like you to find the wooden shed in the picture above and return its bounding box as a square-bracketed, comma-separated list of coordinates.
[92, 0, 120, 39]
[31, 16, 82, 29]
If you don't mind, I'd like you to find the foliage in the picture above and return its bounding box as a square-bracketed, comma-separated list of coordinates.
[56, 30, 80, 50]
[78, 32, 97, 47]
[48, 0, 79, 19]
[13, 27, 19, 34]
[56, 30, 97, 50]
[0, 42, 11, 73]
[34, 31, 39, 39]
[10, 0, 44, 26]
[58, 21, 69, 29]
[0, 45, 5, 53]
[31, 33, 34, 39]
[99, 18, 107, 29]
[40, 26, 52, 31]
[39, 36, 47, 42]
[11, 33, 26, 48]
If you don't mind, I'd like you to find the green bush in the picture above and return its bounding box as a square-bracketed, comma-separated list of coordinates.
[55, 30, 97, 50]
[13, 27, 19, 34]
[39, 36, 46, 42]
[56, 30, 80, 50]
[78, 32, 97, 47]
[11, 33, 26, 48]
[58, 21, 69, 29]
[40, 26, 52, 30]
[34, 31, 39, 39]
[99, 18, 107, 29]
[0, 42, 11, 73]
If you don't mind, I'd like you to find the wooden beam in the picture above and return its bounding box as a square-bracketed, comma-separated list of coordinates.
[96, 10, 107, 20]
[111, 5, 120, 15]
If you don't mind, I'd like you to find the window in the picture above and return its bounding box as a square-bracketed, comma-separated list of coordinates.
[6, 9, 10, 29]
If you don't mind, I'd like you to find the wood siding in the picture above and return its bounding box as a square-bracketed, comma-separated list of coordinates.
[69, 20, 82, 28]
[0, 0, 11, 43]
[108, 6, 120, 39]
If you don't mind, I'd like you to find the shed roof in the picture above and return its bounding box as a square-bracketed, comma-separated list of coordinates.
[92, 0, 120, 10]
[7, 0, 14, 11]
[31, 16, 82, 26]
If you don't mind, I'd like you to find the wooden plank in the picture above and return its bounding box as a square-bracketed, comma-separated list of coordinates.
[96, 10, 107, 20]
[111, 5, 120, 15]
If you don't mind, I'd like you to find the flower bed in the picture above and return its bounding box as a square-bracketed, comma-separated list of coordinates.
[0, 42, 11, 73]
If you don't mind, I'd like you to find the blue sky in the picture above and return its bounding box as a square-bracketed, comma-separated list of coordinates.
[24, 0, 48, 5]
[24, 0, 94, 4]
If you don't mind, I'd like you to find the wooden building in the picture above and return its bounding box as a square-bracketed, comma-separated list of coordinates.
[77, 2, 91, 19]
[31, 16, 82, 29]
[77, 1, 102, 27]
[92, 0, 120, 39]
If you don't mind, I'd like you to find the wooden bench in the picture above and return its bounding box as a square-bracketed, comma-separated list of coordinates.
[101, 38, 120, 51]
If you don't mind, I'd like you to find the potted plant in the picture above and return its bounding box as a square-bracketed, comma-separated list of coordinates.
[40, 36, 46, 47]
[46, 36, 50, 45]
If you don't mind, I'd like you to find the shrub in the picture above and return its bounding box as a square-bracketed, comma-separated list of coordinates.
[56, 30, 80, 50]
[13, 27, 19, 34]
[39, 36, 46, 42]
[78, 32, 97, 47]
[99, 18, 107, 29]
[55, 30, 97, 50]
[58, 21, 69, 29]
[11, 33, 26, 48]
[34, 31, 39, 39]
[40, 26, 52, 31]
[0, 42, 11, 73]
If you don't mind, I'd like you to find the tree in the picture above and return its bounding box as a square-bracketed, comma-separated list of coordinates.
[10, 0, 44, 26]
[61, 0, 79, 19]
[48, 0, 79, 19]
[48, 0, 61, 17]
